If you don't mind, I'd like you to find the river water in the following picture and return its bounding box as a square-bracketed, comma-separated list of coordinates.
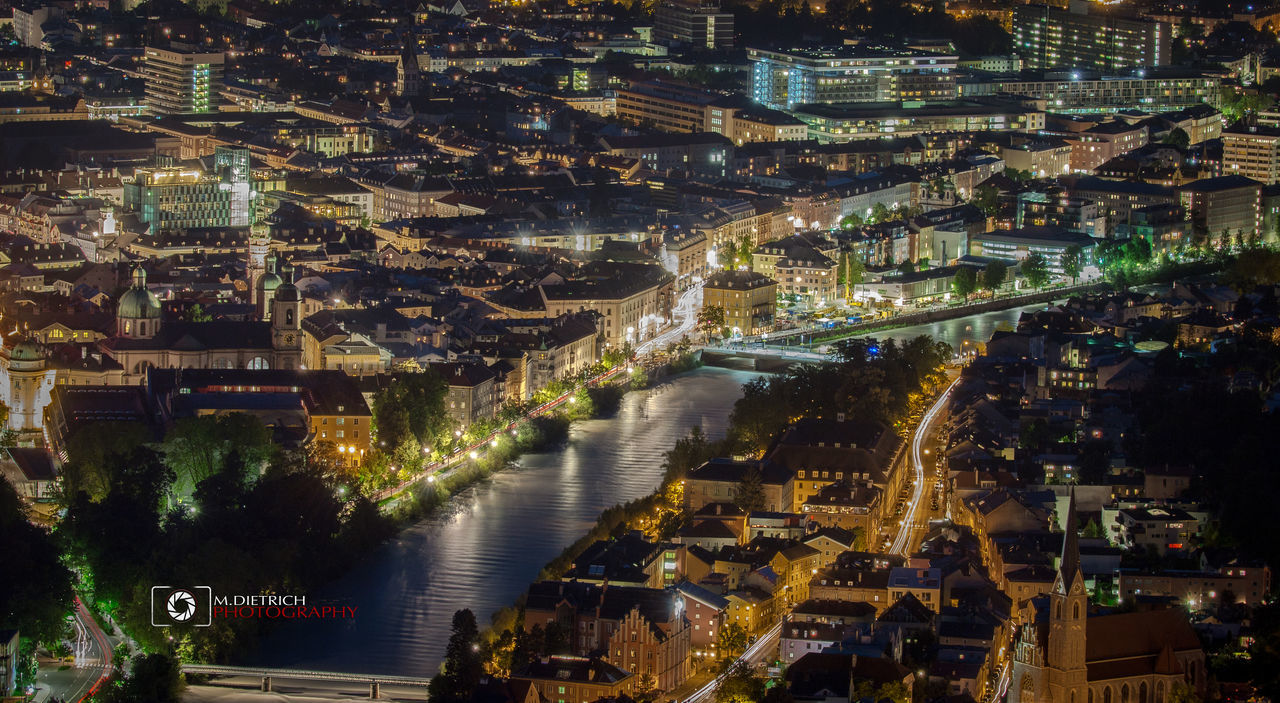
[251, 305, 1047, 676]
[250, 366, 763, 677]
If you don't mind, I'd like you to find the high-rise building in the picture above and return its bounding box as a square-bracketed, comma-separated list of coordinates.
[143, 45, 225, 115]
[653, 0, 735, 50]
[749, 46, 958, 110]
[123, 146, 252, 231]
[1222, 124, 1280, 185]
[1013, 4, 1170, 71]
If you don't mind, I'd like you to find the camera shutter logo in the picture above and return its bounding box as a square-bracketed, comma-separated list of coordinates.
[150, 586, 212, 627]
[166, 590, 198, 622]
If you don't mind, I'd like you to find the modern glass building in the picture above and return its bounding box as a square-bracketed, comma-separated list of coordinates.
[124, 146, 253, 231]
[748, 46, 958, 110]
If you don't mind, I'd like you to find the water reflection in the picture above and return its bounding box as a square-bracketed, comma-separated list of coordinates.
[252, 367, 762, 676]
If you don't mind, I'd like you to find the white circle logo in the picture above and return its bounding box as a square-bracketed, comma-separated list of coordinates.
[166, 590, 198, 622]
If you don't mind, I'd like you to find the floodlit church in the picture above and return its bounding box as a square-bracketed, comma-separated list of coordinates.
[1009, 498, 1206, 703]
[100, 263, 303, 376]
[0, 260, 304, 435]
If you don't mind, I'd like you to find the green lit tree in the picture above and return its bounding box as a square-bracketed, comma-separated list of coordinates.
[981, 261, 1007, 292]
[1021, 252, 1050, 291]
[952, 266, 978, 297]
[1061, 245, 1084, 284]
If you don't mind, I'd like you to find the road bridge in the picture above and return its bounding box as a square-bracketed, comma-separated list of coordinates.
[181, 664, 431, 699]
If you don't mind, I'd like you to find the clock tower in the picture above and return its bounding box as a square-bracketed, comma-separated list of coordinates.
[270, 263, 303, 370]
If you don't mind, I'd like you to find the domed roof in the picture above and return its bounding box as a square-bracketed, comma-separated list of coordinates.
[274, 283, 300, 302]
[120, 267, 162, 319]
[10, 338, 43, 362]
[274, 262, 300, 302]
[257, 270, 282, 293]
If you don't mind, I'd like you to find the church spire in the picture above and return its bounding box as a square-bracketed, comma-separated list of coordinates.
[1060, 489, 1081, 582]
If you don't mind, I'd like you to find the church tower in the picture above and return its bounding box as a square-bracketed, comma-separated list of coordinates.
[396, 44, 421, 97]
[1047, 492, 1089, 703]
[255, 252, 282, 320]
[270, 263, 303, 370]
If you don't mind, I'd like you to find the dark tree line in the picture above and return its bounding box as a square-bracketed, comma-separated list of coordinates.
[58, 415, 395, 662]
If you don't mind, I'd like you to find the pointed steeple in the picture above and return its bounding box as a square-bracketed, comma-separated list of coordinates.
[1154, 642, 1183, 675]
[1059, 489, 1081, 585]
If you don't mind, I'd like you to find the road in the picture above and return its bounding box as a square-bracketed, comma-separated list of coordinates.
[37, 597, 112, 703]
[682, 622, 783, 703]
[637, 282, 702, 356]
[890, 375, 960, 556]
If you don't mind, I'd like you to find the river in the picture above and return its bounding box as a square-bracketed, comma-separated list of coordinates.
[250, 366, 764, 677]
[251, 305, 1042, 677]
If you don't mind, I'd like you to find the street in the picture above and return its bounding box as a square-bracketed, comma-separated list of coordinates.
[681, 622, 783, 703]
[36, 598, 112, 703]
[637, 282, 703, 356]
[890, 375, 960, 556]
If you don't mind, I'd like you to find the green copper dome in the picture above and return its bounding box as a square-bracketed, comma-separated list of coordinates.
[119, 267, 162, 320]
[10, 338, 43, 362]
[257, 255, 283, 294]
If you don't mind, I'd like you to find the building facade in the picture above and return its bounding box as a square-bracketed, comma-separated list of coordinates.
[749, 47, 958, 110]
[703, 269, 778, 336]
[1013, 6, 1170, 72]
[143, 45, 225, 115]
[1222, 125, 1280, 185]
[653, 0, 734, 49]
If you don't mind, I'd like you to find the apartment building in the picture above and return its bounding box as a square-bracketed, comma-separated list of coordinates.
[1222, 124, 1280, 185]
[143, 45, 225, 115]
[703, 269, 778, 336]
[1013, 4, 1170, 71]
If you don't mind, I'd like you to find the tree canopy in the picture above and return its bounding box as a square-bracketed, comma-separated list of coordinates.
[1021, 252, 1050, 290]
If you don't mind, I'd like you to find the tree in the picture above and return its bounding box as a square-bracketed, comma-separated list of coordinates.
[736, 236, 754, 268]
[952, 266, 978, 297]
[62, 421, 150, 501]
[1082, 518, 1105, 539]
[1021, 252, 1050, 291]
[733, 467, 767, 513]
[1061, 245, 1084, 284]
[429, 609, 483, 703]
[0, 480, 74, 649]
[183, 304, 212, 322]
[716, 622, 749, 660]
[981, 261, 1007, 292]
[697, 305, 727, 341]
[972, 183, 1000, 216]
[716, 662, 766, 703]
[1167, 681, 1202, 703]
[373, 370, 450, 451]
[101, 653, 185, 703]
[1163, 127, 1191, 149]
[162, 413, 273, 500]
[897, 259, 916, 276]
[1076, 439, 1113, 484]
